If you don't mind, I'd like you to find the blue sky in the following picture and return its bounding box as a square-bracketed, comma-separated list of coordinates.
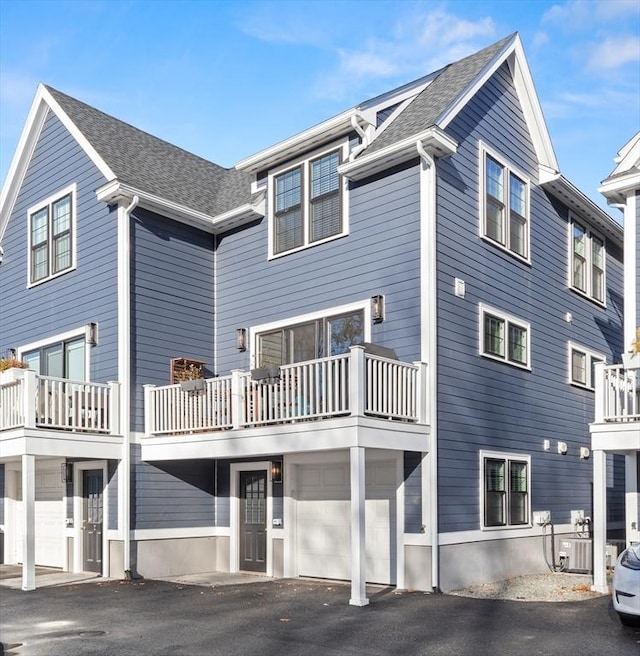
[1, 0, 638, 214]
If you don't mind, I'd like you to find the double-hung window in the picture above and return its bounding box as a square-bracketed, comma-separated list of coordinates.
[28, 185, 76, 285]
[480, 304, 530, 369]
[271, 148, 344, 256]
[570, 217, 605, 304]
[482, 147, 529, 260]
[482, 452, 530, 528]
[569, 343, 605, 390]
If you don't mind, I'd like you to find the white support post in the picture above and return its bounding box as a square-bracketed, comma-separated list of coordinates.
[22, 454, 36, 591]
[593, 362, 605, 423]
[143, 384, 155, 435]
[349, 446, 368, 606]
[22, 369, 37, 428]
[231, 370, 244, 429]
[591, 449, 608, 593]
[625, 454, 639, 545]
[349, 346, 366, 417]
[413, 361, 428, 425]
[108, 381, 121, 434]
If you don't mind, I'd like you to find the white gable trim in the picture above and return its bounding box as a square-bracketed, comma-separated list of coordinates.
[437, 34, 558, 176]
[0, 84, 115, 242]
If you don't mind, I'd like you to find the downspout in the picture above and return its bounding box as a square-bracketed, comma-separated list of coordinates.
[349, 115, 370, 162]
[119, 194, 138, 576]
[416, 141, 439, 592]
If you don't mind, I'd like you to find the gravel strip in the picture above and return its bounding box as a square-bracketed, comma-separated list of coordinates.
[448, 573, 610, 602]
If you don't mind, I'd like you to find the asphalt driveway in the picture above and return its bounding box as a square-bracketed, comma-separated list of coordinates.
[1, 578, 638, 656]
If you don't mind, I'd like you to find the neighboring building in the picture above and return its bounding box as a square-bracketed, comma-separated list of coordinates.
[0, 33, 625, 603]
[590, 133, 640, 594]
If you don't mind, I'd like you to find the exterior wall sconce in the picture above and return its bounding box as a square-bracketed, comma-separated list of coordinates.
[86, 322, 98, 347]
[7, 348, 17, 359]
[236, 328, 247, 351]
[61, 462, 73, 484]
[371, 295, 385, 323]
[271, 460, 283, 484]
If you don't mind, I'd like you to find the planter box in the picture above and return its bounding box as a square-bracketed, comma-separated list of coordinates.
[180, 378, 206, 392]
[0, 367, 26, 385]
[622, 352, 640, 370]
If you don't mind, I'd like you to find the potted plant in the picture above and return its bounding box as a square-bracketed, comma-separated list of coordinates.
[621, 327, 640, 369]
[0, 357, 29, 384]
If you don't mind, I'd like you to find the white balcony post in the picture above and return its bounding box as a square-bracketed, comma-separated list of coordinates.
[591, 448, 608, 593]
[593, 362, 605, 422]
[349, 446, 368, 606]
[231, 370, 244, 429]
[143, 384, 156, 435]
[349, 346, 366, 417]
[108, 381, 121, 434]
[22, 369, 37, 428]
[22, 454, 36, 591]
[413, 361, 428, 424]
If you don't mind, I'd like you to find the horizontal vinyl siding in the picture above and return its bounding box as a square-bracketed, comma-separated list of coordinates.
[107, 460, 118, 531]
[436, 63, 624, 534]
[0, 464, 4, 526]
[215, 161, 422, 374]
[131, 209, 214, 431]
[131, 445, 215, 530]
[0, 110, 118, 382]
[404, 452, 422, 533]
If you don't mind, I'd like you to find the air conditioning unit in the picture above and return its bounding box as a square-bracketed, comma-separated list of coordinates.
[556, 537, 592, 573]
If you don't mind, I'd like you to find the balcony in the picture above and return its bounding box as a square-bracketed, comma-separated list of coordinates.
[591, 363, 640, 452]
[142, 346, 429, 460]
[0, 369, 122, 460]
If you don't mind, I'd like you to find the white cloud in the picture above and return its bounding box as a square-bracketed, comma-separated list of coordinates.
[531, 31, 549, 49]
[587, 35, 640, 70]
[543, 0, 639, 29]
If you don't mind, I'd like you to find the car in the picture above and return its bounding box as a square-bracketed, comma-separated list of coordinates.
[612, 542, 640, 626]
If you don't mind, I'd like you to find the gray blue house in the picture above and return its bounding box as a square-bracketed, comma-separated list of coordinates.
[0, 33, 626, 604]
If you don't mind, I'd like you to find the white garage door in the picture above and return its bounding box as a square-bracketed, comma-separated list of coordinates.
[296, 460, 397, 585]
[15, 459, 65, 568]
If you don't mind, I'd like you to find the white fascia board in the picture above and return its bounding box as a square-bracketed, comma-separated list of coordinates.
[236, 108, 365, 174]
[0, 84, 115, 242]
[96, 181, 264, 234]
[610, 132, 640, 175]
[598, 169, 640, 205]
[339, 127, 457, 181]
[540, 173, 624, 245]
[438, 34, 559, 173]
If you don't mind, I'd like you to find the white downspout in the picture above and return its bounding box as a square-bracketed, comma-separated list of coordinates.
[119, 194, 138, 576]
[416, 140, 439, 592]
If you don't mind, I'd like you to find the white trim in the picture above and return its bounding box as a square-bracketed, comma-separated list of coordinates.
[72, 460, 109, 577]
[17, 326, 89, 380]
[479, 450, 532, 531]
[567, 212, 607, 308]
[478, 303, 531, 370]
[131, 527, 230, 540]
[622, 192, 637, 350]
[478, 142, 531, 264]
[26, 183, 78, 287]
[567, 341, 606, 390]
[249, 299, 372, 369]
[229, 461, 273, 576]
[267, 140, 349, 260]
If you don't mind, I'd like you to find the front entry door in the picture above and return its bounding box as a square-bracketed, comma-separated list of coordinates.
[83, 469, 103, 573]
[239, 471, 267, 572]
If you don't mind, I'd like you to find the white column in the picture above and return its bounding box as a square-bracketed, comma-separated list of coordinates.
[349, 346, 366, 417]
[626, 453, 639, 545]
[22, 454, 36, 591]
[349, 446, 368, 606]
[591, 449, 608, 593]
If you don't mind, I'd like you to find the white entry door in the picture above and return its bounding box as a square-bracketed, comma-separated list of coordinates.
[295, 460, 396, 584]
[14, 459, 65, 568]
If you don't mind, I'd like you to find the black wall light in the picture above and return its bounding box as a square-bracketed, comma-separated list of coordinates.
[271, 460, 283, 484]
[236, 328, 247, 351]
[371, 294, 385, 323]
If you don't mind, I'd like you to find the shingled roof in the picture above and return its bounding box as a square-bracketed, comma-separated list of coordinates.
[45, 86, 253, 217]
[363, 34, 515, 155]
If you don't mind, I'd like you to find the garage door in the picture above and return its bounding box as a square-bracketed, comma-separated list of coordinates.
[296, 460, 397, 584]
[15, 459, 65, 568]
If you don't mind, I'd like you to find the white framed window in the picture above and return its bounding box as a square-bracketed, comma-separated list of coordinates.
[17, 326, 89, 380]
[250, 300, 371, 368]
[480, 144, 530, 262]
[479, 304, 531, 369]
[481, 451, 531, 529]
[568, 342, 605, 390]
[569, 215, 605, 305]
[268, 143, 348, 258]
[27, 184, 77, 286]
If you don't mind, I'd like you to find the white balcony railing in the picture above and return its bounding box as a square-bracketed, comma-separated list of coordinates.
[144, 346, 427, 436]
[594, 363, 640, 423]
[0, 369, 120, 433]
